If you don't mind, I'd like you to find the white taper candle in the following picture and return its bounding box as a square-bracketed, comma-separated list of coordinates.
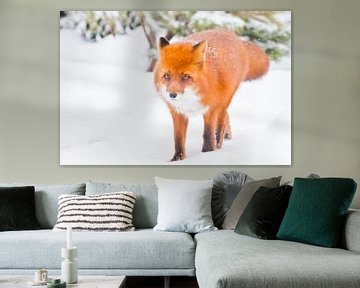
[67, 225, 72, 248]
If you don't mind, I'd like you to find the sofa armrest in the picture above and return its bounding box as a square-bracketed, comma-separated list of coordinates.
[342, 209, 360, 253]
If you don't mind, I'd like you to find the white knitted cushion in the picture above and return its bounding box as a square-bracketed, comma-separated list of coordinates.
[53, 192, 135, 231]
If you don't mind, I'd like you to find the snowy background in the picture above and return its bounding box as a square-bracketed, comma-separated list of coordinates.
[60, 11, 291, 165]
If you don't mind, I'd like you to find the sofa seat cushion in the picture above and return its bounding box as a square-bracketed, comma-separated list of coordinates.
[0, 229, 195, 270]
[195, 230, 360, 288]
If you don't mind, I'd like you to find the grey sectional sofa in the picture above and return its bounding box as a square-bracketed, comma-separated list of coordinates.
[1, 181, 360, 288]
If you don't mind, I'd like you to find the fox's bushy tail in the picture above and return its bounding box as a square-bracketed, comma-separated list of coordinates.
[244, 41, 270, 81]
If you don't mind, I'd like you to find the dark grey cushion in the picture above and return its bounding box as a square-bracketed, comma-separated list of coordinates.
[0, 186, 40, 231]
[234, 185, 292, 239]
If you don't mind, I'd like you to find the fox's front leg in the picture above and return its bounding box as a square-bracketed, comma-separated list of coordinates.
[202, 109, 218, 152]
[170, 109, 188, 161]
[216, 109, 231, 149]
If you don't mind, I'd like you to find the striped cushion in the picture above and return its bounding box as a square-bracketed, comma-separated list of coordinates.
[53, 192, 135, 232]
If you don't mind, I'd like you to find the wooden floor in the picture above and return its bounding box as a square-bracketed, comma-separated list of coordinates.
[126, 276, 199, 288]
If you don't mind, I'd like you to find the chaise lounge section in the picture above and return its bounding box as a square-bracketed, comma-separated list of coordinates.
[195, 214, 360, 288]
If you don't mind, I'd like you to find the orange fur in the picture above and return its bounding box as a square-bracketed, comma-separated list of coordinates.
[154, 29, 269, 161]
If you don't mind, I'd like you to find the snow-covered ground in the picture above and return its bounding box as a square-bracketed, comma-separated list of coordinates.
[60, 29, 291, 165]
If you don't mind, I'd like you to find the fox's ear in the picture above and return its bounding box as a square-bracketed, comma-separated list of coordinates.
[192, 40, 207, 52]
[192, 41, 208, 65]
[159, 37, 170, 49]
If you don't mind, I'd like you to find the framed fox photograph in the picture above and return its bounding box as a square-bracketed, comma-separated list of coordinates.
[60, 11, 291, 165]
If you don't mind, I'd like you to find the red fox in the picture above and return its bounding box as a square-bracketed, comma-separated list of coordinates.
[154, 29, 269, 161]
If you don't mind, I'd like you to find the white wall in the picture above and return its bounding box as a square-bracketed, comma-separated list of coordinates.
[0, 0, 359, 208]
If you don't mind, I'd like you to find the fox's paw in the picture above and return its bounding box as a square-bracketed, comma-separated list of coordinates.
[170, 153, 185, 161]
[202, 143, 216, 153]
[224, 120, 232, 140]
[215, 132, 225, 149]
[224, 131, 232, 140]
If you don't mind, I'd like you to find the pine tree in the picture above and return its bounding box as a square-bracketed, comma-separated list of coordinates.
[61, 11, 291, 69]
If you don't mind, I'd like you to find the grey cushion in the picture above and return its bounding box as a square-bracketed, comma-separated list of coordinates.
[0, 183, 85, 228]
[212, 171, 250, 228]
[85, 181, 158, 229]
[195, 230, 360, 288]
[154, 177, 216, 233]
[0, 229, 195, 271]
[222, 177, 281, 229]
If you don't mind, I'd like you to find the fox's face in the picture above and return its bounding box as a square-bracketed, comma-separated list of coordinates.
[154, 37, 208, 116]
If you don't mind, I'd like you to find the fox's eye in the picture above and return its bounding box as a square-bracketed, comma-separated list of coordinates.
[181, 74, 191, 81]
[163, 73, 171, 80]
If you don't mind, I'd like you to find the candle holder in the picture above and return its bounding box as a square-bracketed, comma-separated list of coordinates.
[61, 247, 78, 284]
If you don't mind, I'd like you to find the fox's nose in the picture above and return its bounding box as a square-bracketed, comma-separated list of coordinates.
[169, 92, 177, 99]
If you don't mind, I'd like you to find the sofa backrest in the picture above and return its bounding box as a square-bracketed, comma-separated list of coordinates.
[86, 181, 158, 229]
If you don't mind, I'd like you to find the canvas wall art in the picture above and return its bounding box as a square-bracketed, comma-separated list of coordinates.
[60, 11, 291, 165]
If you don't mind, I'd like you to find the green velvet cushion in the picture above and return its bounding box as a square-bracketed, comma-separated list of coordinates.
[235, 185, 292, 239]
[0, 186, 41, 231]
[277, 178, 357, 247]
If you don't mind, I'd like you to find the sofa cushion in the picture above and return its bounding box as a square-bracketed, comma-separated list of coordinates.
[222, 176, 281, 229]
[0, 186, 40, 231]
[53, 192, 136, 232]
[0, 183, 85, 229]
[277, 178, 357, 247]
[154, 177, 216, 233]
[0, 229, 195, 271]
[195, 230, 360, 288]
[234, 185, 292, 239]
[212, 171, 250, 228]
[86, 182, 157, 229]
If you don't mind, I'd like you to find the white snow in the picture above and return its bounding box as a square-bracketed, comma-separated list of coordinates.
[247, 17, 278, 33]
[190, 11, 246, 29]
[60, 28, 291, 165]
[274, 11, 292, 28]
